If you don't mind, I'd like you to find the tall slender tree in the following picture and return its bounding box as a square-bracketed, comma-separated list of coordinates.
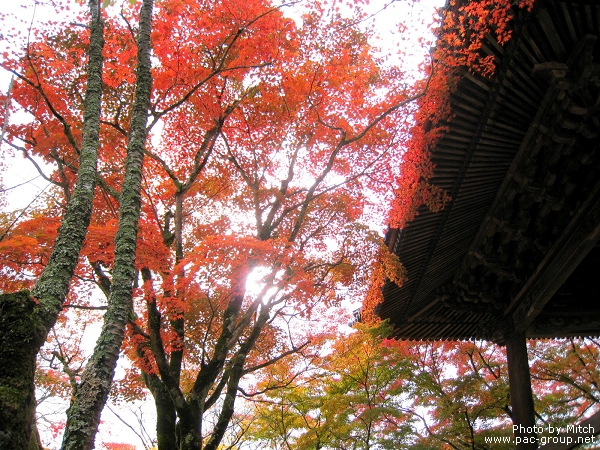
[0, 0, 104, 447]
[61, 0, 155, 447]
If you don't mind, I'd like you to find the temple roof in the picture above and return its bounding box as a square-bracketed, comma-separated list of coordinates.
[377, 0, 600, 342]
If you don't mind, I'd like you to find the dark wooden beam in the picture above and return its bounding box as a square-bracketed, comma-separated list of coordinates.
[506, 331, 538, 449]
[511, 180, 600, 334]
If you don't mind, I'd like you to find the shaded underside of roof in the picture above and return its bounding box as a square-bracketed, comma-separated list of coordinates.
[377, 0, 600, 341]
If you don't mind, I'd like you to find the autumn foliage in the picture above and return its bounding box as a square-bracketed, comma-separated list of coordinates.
[389, 0, 536, 230]
[244, 327, 600, 449]
[363, 0, 539, 323]
[8, 0, 595, 448]
[0, 0, 434, 447]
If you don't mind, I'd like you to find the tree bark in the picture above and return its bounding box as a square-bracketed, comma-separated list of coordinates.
[203, 304, 270, 450]
[146, 374, 179, 450]
[0, 292, 46, 450]
[61, 0, 154, 448]
[0, 0, 104, 446]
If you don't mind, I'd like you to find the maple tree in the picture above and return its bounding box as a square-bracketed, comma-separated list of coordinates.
[0, 0, 562, 448]
[243, 322, 416, 449]
[226, 1, 600, 448]
[1, 0, 157, 447]
[0, 0, 105, 447]
[529, 338, 600, 424]
[0, 0, 428, 448]
[242, 329, 600, 450]
[399, 340, 514, 449]
[110, 1, 424, 447]
[391, 338, 600, 449]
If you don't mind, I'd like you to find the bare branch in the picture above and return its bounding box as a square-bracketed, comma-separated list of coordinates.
[243, 341, 310, 376]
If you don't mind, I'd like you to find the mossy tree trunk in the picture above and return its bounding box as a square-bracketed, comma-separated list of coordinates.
[147, 374, 179, 450]
[0, 291, 46, 450]
[61, 0, 154, 448]
[140, 282, 274, 450]
[0, 1, 104, 447]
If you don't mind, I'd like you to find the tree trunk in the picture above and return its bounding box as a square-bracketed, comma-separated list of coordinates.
[146, 374, 179, 450]
[203, 305, 270, 450]
[0, 0, 104, 446]
[61, 0, 154, 448]
[0, 292, 46, 449]
[173, 390, 204, 450]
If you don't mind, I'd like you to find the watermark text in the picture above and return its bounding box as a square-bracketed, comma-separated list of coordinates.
[483, 424, 596, 446]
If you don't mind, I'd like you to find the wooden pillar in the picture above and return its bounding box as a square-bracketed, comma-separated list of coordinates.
[506, 331, 538, 449]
